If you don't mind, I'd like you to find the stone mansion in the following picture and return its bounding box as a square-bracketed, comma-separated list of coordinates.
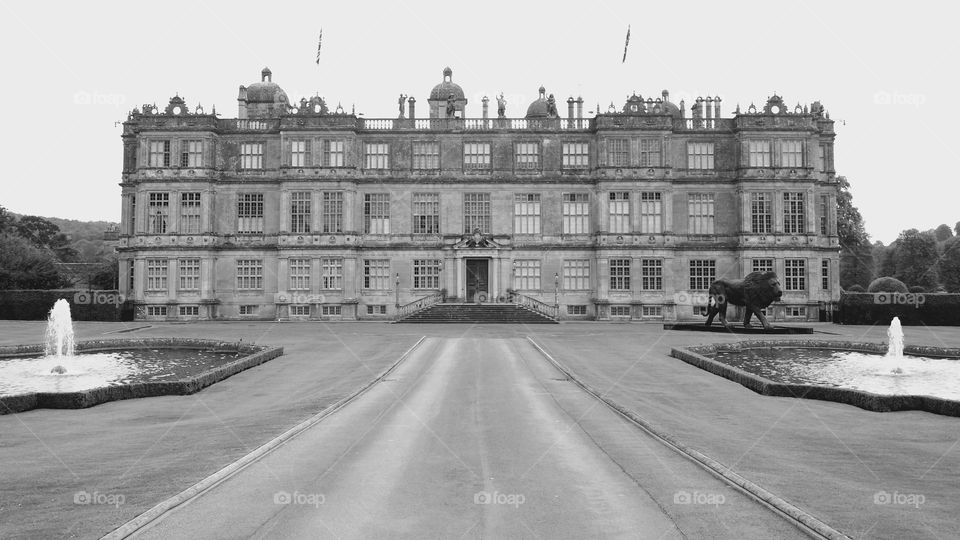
[117, 67, 840, 321]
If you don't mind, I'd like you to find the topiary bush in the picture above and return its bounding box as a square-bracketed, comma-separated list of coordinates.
[909, 285, 926, 293]
[847, 284, 866, 292]
[867, 277, 908, 293]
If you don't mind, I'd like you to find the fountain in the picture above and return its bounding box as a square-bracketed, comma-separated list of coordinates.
[0, 301, 284, 414]
[671, 317, 960, 416]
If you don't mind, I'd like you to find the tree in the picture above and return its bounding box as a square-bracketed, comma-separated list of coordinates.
[893, 229, 940, 289]
[836, 176, 874, 288]
[935, 224, 954, 242]
[0, 233, 69, 289]
[955, 221, 960, 237]
[0, 205, 14, 233]
[939, 237, 960, 293]
[15, 215, 62, 248]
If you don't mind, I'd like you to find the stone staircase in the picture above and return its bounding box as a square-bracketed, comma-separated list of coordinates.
[396, 303, 559, 324]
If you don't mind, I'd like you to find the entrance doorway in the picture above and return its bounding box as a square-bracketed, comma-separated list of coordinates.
[465, 259, 489, 302]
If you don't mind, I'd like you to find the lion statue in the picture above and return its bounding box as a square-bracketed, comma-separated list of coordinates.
[704, 271, 783, 329]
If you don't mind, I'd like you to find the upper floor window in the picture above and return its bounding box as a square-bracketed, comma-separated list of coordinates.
[178, 258, 200, 291]
[641, 259, 663, 290]
[818, 143, 832, 173]
[290, 191, 311, 234]
[236, 259, 263, 290]
[289, 258, 311, 291]
[181, 140, 202, 167]
[515, 142, 540, 170]
[639, 192, 662, 234]
[412, 193, 440, 234]
[562, 259, 590, 290]
[562, 142, 589, 169]
[413, 142, 440, 170]
[148, 192, 169, 234]
[365, 142, 389, 169]
[513, 260, 541, 291]
[562, 193, 589, 235]
[413, 259, 441, 289]
[608, 192, 630, 233]
[748, 140, 771, 167]
[689, 260, 716, 290]
[822, 259, 831, 291]
[783, 192, 806, 234]
[323, 140, 345, 167]
[687, 142, 715, 170]
[290, 139, 309, 167]
[148, 140, 171, 167]
[819, 194, 830, 235]
[363, 259, 391, 290]
[785, 259, 806, 291]
[463, 193, 491, 233]
[750, 192, 772, 234]
[609, 258, 631, 291]
[639, 138, 661, 167]
[752, 258, 774, 273]
[321, 192, 343, 233]
[237, 193, 264, 234]
[514, 193, 541, 235]
[180, 192, 201, 234]
[464, 142, 491, 171]
[363, 193, 390, 234]
[321, 258, 343, 290]
[606, 138, 629, 167]
[688, 193, 715, 235]
[146, 259, 167, 291]
[240, 142, 264, 170]
[780, 140, 803, 168]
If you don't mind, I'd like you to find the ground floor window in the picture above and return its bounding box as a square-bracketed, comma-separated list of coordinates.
[178, 305, 199, 317]
[146, 306, 167, 317]
[786, 306, 807, 318]
[641, 305, 663, 318]
[610, 305, 631, 317]
[566, 305, 587, 315]
[413, 259, 441, 289]
[239, 305, 258, 316]
[321, 305, 342, 316]
[366, 305, 387, 315]
[290, 304, 310, 317]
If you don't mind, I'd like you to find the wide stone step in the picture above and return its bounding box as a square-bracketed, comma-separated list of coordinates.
[396, 303, 558, 324]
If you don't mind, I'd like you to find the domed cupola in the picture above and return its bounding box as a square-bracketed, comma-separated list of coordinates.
[526, 86, 559, 118]
[237, 67, 290, 119]
[428, 67, 468, 118]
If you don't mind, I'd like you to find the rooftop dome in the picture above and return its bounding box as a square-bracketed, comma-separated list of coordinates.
[621, 90, 682, 118]
[244, 67, 289, 105]
[429, 67, 465, 101]
[526, 86, 558, 118]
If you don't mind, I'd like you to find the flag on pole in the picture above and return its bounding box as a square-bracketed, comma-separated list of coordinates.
[316, 29, 323, 64]
[622, 25, 630, 63]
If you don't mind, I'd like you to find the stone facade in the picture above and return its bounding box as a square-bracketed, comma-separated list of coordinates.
[118, 67, 840, 322]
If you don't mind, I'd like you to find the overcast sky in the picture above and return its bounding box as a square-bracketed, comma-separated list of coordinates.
[1, 0, 956, 243]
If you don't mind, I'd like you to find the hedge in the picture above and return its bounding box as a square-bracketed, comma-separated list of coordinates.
[837, 292, 960, 325]
[0, 290, 129, 321]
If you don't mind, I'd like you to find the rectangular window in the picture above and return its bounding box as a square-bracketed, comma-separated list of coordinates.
[562, 259, 590, 290]
[321, 191, 343, 233]
[363, 259, 390, 290]
[290, 139, 308, 167]
[748, 140, 771, 167]
[178, 258, 200, 291]
[639, 192, 662, 233]
[784, 192, 806, 234]
[363, 193, 391, 234]
[689, 260, 716, 290]
[367, 305, 387, 315]
[130, 195, 136, 235]
[608, 192, 630, 233]
[688, 193, 715, 235]
[324, 140, 344, 167]
[463, 193, 491, 233]
[641, 259, 662, 291]
[413, 142, 440, 170]
[513, 260, 541, 290]
[364, 142, 389, 169]
[290, 305, 310, 317]
[240, 142, 264, 170]
[609, 258, 631, 291]
[146, 259, 167, 291]
[785, 259, 806, 291]
[752, 258, 774, 274]
[321, 258, 343, 290]
[148, 192, 169, 234]
[179, 305, 199, 317]
[237, 193, 264, 234]
[819, 194, 830, 235]
[412, 193, 440, 234]
[606, 138, 629, 167]
[321, 305, 342, 316]
[562, 142, 589, 169]
[181, 140, 202, 168]
[819, 143, 830, 173]
[239, 305, 257, 316]
[787, 306, 807, 318]
[515, 142, 540, 170]
[567, 305, 587, 315]
[610, 305, 631, 317]
[687, 142, 715, 170]
[128, 259, 134, 292]
[639, 138, 661, 167]
[289, 258, 311, 291]
[562, 193, 589, 234]
[179, 192, 201, 234]
[514, 193, 541, 235]
[147, 306, 167, 317]
[641, 305, 663, 318]
[463, 142, 491, 171]
[236, 259, 263, 290]
[822, 259, 830, 291]
[290, 191, 311, 234]
[750, 192, 772, 234]
[148, 140, 171, 167]
[413, 259, 441, 289]
[781, 140, 803, 168]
